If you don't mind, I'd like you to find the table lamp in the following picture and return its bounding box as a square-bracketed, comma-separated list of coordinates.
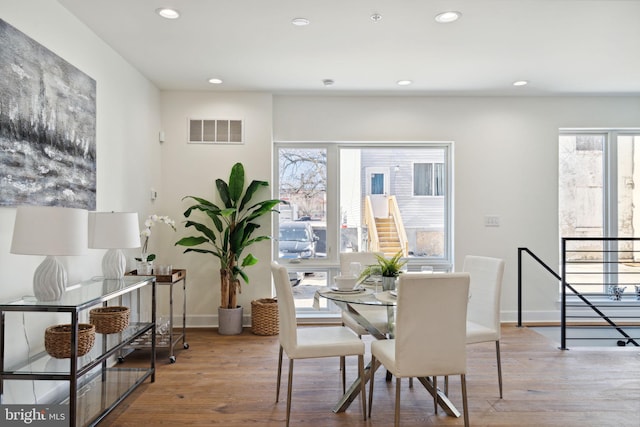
[88, 212, 141, 279]
[10, 206, 88, 301]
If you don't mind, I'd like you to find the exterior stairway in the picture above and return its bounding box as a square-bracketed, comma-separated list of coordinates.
[374, 217, 403, 257]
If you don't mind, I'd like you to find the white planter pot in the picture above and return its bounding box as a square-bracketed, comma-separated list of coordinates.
[137, 261, 154, 275]
[382, 276, 397, 291]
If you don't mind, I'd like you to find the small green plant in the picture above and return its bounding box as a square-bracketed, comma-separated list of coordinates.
[358, 251, 407, 280]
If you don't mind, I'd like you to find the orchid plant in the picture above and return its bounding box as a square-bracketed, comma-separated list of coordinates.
[135, 214, 176, 263]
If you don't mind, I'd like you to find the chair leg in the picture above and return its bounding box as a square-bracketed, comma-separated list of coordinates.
[368, 356, 376, 418]
[444, 375, 449, 395]
[286, 359, 294, 427]
[358, 355, 366, 420]
[433, 376, 438, 414]
[496, 340, 503, 398]
[276, 345, 283, 402]
[394, 377, 401, 427]
[461, 374, 470, 427]
[340, 355, 346, 394]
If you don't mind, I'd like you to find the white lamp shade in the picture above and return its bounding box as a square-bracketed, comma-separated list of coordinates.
[10, 206, 88, 256]
[11, 206, 88, 301]
[88, 212, 141, 249]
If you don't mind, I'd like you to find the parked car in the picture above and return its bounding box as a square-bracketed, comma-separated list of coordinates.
[309, 222, 326, 258]
[288, 271, 304, 287]
[278, 221, 318, 259]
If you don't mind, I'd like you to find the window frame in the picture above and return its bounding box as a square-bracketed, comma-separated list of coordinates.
[559, 128, 640, 296]
[273, 141, 454, 317]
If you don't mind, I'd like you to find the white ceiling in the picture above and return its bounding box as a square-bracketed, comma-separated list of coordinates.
[58, 0, 640, 96]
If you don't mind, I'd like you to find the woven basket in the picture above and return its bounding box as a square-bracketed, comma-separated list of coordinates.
[90, 306, 130, 334]
[251, 298, 279, 336]
[45, 324, 95, 359]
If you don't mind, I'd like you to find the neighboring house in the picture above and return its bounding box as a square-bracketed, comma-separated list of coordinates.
[356, 148, 446, 257]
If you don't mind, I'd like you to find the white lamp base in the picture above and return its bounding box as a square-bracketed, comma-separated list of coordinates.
[33, 256, 67, 301]
[102, 249, 126, 279]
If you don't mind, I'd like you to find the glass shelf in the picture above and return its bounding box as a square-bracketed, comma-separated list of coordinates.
[63, 368, 153, 427]
[5, 322, 153, 375]
[0, 276, 154, 311]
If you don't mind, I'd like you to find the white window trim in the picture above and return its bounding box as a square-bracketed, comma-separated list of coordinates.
[273, 141, 455, 314]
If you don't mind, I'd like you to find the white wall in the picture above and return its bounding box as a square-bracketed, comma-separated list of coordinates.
[273, 95, 640, 322]
[0, 0, 161, 401]
[159, 91, 274, 327]
[2, 1, 639, 341]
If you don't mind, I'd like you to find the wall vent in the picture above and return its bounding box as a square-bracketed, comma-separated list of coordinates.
[188, 119, 243, 144]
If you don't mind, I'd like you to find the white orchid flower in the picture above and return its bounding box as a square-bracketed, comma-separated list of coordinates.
[138, 214, 176, 263]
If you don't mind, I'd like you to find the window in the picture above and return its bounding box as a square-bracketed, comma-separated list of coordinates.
[414, 162, 445, 196]
[275, 142, 454, 317]
[371, 173, 384, 195]
[559, 130, 640, 294]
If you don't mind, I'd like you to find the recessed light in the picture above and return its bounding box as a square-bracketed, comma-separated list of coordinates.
[435, 11, 461, 23]
[370, 13, 383, 23]
[208, 78, 223, 84]
[397, 80, 413, 86]
[291, 18, 310, 26]
[513, 80, 529, 86]
[156, 8, 180, 19]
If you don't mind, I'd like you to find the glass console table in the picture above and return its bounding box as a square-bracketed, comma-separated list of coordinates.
[0, 276, 156, 427]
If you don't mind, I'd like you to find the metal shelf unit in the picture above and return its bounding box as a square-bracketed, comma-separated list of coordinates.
[125, 269, 188, 363]
[0, 276, 156, 427]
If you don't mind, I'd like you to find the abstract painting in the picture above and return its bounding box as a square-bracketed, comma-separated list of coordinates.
[0, 18, 96, 209]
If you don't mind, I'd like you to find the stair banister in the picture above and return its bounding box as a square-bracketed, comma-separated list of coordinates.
[388, 196, 409, 257]
[364, 196, 380, 252]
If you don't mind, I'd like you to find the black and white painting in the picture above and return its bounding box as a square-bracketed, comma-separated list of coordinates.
[0, 19, 96, 209]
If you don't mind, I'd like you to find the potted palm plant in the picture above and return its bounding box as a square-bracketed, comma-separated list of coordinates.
[358, 251, 407, 291]
[175, 162, 283, 335]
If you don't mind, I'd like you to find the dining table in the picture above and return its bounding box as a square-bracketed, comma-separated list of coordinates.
[314, 282, 463, 418]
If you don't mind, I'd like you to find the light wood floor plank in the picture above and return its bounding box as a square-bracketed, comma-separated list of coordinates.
[99, 325, 640, 426]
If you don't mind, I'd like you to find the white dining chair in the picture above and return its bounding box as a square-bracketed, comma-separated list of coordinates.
[368, 272, 471, 427]
[271, 262, 366, 426]
[464, 255, 506, 398]
[339, 251, 389, 337]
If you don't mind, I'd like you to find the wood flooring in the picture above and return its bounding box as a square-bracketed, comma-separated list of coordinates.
[99, 325, 640, 427]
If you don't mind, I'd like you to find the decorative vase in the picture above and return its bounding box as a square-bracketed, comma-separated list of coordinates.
[218, 306, 243, 335]
[382, 276, 397, 291]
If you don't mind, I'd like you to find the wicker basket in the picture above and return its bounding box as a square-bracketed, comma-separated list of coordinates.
[45, 324, 96, 359]
[251, 298, 279, 336]
[90, 306, 130, 334]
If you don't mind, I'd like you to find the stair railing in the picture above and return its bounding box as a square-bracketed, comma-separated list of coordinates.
[518, 244, 639, 349]
[363, 196, 380, 252]
[388, 196, 409, 257]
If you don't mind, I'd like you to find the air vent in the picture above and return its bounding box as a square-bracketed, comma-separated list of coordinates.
[188, 119, 243, 144]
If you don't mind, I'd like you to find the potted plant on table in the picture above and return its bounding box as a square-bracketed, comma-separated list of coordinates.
[135, 214, 176, 274]
[175, 163, 284, 335]
[358, 251, 407, 291]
